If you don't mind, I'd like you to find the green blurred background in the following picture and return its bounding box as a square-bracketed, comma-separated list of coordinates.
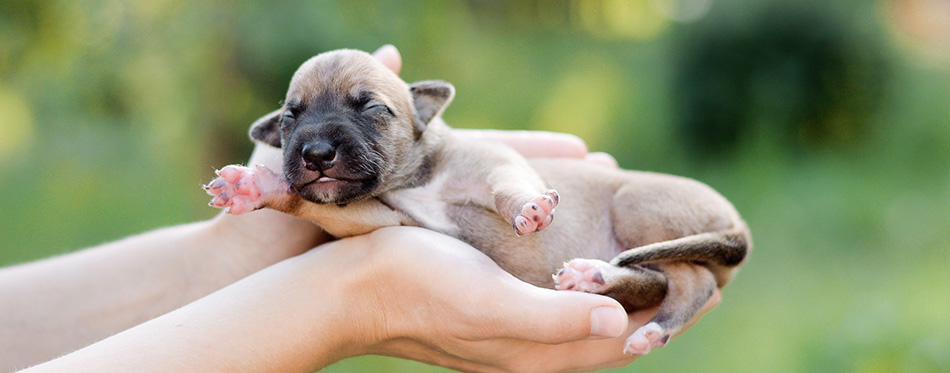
[2, 0, 949, 371]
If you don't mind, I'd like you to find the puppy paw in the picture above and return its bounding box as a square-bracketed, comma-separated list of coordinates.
[203, 165, 290, 215]
[553, 258, 611, 293]
[623, 322, 670, 355]
[513, 189, 559, 235]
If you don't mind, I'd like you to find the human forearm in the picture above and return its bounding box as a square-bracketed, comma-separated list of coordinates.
[25, 237, 370, 372]
[0, 221, 213, 368]
[0, 142, 324, 369]
[0, 212, 323, 370]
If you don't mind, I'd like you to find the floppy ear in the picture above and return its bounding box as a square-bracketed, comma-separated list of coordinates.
[409, 80, 455, 136]
[248, 109, 283, 148]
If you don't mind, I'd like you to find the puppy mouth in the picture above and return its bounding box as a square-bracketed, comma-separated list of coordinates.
[284, 141, 385, 203]
[293, 172, 379, 204]
[296, 174, 366, 189]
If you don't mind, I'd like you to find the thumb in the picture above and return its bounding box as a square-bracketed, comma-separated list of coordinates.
[488, 282, 628, 344]
[372, 44, 402, 75]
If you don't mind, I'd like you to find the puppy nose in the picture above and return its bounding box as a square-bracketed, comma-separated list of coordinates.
[301, 141, 336, 171]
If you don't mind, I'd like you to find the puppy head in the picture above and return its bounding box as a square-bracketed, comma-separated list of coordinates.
[249, 49, 454, 204]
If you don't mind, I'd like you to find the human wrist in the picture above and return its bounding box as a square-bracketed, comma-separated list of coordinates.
[204, 211, 326, 279]
[289, 237, 390, 364]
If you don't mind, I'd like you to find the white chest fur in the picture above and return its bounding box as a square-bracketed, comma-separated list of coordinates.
[383, 172, 461, 236]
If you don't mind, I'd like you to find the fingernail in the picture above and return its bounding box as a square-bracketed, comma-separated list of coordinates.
[589, 307, 626, 338]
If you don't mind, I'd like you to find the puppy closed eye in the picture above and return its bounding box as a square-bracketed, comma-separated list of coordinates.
[279, 110, 297, 132]
[362, 100, 393, 116]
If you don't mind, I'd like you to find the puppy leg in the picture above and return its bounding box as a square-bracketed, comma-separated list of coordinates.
[485, 165, 559, 236]
[204, 164, 297, 215]
[611, 227, 750, 287]
[624, 262, 716, 355]
[554, 259, 667, 311]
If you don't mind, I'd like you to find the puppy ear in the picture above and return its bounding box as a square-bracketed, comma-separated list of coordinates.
[248, 109, 283, 148]
[409, 80, 455, 136]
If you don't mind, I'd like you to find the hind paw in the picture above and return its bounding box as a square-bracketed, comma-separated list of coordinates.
[624, 322, 670, 355]
[553, 258, 612, 293]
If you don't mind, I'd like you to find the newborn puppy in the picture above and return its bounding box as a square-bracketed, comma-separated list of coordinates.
[204, 49, 751, 355]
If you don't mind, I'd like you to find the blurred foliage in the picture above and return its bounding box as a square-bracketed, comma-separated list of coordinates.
[673, 2, 890, 157]
[2, 0, 949, 371]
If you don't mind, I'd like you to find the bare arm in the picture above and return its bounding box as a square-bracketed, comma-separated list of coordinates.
[22, 233, 363, 372]
[0, 145, 327, 370]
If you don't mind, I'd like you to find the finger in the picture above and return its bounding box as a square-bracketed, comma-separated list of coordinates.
[372, 44, 402, 75]
[518, 304, 660, 371]
[585, 152, 619, 168]
[370, 338, 488, 373]
[486, 283, 628, 344]
[499, 310, 653, 371]
[246, 143, 284, 172]
[454, 129, 589, 159]
[527, 339, 638, 372]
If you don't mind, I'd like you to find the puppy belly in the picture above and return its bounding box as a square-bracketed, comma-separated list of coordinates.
[448, 201, 621, 288]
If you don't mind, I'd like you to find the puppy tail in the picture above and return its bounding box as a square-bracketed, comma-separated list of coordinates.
[610, 223, 751, 269]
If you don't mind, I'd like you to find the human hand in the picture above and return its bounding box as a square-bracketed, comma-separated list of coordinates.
[454, 129, 619, 168]
[332, 227, 720, 372]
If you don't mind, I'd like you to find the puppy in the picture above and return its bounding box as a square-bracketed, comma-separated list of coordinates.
[204, 49, 751, 355]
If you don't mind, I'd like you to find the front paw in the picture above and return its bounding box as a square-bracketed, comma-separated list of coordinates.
[203, 164, 289, 215]
[513, 189, 559, 235]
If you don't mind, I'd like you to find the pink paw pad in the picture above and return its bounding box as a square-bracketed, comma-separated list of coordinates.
[623, 322, 670, 355]
[553, 258, 610, 293]
[513, 189, 559, 235]
[203, 165, 285, 215]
